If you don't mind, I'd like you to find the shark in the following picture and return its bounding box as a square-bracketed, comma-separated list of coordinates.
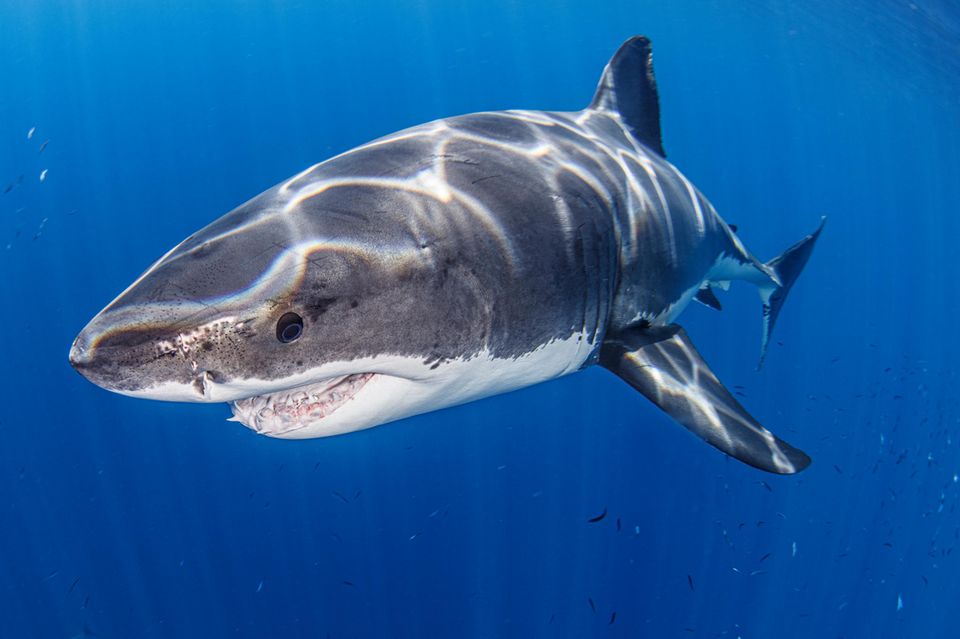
[69, 36, 822, 473]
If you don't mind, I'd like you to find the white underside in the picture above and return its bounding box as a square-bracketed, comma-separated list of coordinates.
[120, 332, 593, 439]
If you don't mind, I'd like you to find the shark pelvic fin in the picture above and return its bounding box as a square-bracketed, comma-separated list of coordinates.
[600, 324, 811, 474]
[694, 284, 723, 311]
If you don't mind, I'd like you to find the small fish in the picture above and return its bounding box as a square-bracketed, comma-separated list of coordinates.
[723, 528, 734, 549]
[609, 611, 616, 625]
[27, 127, 35, 139]
[921, 575, 928, 586]
[409, 531, 421, 541]
[33, 217, 48, 241]
[588, 597, 596, 613]
[342, 580, 355, 587]
[792, 541, 797, 557]
[897, 594, 903, 611]
[39, 169, 48, 183]
[3, 183, 11, 194]
[587, 507, 607, 523]
[759, 552, 771, 563]
[749, 569, 767, 576]
[43, 570, 60, 581]
[833, 464, 843, 474]
[39, 139, 49, 154]
[332, 491, 349, 503]
[616, 517, 621, 532]
[67, 576, 80, 595]
[758, 481, 773, 493]
[256, 580, 263, 593]
[687, 574, 694, 591]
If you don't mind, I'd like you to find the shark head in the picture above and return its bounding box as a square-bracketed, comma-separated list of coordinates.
[68, 173, 520, 438]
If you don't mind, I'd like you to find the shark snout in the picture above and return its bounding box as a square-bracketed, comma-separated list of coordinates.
[69, 334, 94, 370]
[68, 325, 115, 388]
[67, 316, 160, 393]
[68, 312, 237, 402]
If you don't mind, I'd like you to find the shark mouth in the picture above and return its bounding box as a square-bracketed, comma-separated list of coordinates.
[229, 373, 374, 435]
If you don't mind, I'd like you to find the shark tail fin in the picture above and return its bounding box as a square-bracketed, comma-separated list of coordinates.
[758, 217, 826, 368]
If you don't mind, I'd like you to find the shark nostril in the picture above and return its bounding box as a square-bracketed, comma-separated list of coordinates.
[192, 370, 221, 398]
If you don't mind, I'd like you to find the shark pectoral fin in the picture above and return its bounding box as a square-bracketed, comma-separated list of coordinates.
[600, 324, 811, 474]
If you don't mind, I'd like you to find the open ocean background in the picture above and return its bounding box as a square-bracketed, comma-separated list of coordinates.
[2, 1, 959, 637]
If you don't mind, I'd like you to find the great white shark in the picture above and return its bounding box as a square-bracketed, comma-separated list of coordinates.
[69, 36, 823, 474]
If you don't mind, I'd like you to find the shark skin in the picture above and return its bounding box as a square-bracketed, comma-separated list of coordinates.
[69, 37, 822, 473]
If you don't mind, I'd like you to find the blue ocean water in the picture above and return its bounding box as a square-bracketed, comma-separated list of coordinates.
[2, 1, 959, 637]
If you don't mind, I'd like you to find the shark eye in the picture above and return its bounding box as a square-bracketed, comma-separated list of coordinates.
[276, 312, 303, 343]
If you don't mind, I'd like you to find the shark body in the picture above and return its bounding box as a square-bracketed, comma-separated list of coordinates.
[70, 37, 822, 473]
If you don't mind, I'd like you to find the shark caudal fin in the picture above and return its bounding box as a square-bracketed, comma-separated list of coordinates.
[589, 36, 665, 157]
[758, 217, 826, 368]
[600, 325, 811, 474]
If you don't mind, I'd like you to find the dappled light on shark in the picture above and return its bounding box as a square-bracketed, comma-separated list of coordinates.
[69, 36, 822, 473]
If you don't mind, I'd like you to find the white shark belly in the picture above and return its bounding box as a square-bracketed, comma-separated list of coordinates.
[229, 331, 594, 439]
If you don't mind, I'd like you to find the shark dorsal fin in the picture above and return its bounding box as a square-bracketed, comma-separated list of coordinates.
[589, 36, 665, 157]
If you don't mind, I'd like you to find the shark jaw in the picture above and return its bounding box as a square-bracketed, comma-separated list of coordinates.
[228, 372, 376, 436]
[110, 334, 592, 440]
